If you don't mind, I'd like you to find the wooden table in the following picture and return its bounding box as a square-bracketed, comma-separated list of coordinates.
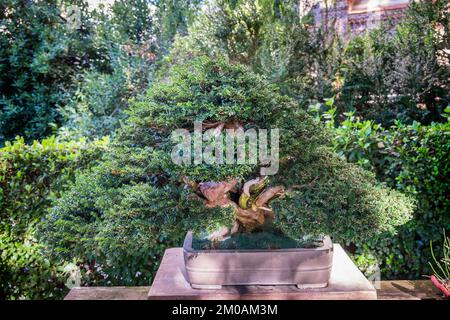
[65, 247, 443, 300]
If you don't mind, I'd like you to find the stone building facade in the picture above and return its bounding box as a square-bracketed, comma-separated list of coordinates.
[310, 0, 411, 37]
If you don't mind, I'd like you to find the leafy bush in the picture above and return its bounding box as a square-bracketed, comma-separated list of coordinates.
[0, 0, 162, 145]
[0, 0, 112, 144]
[57, 38, 156, 141]
[109, 0, 154, 44]
[39, 57, 414, 286]
[153, 0, 202, 54]
[338, 0, 450, 125]
[167, 0, 342, 100]
[316, 107, 450, 278]
[0, 136, 108, 299]
[172, 0, 449, 126]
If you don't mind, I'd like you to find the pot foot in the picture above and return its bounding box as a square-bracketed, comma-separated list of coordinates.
[296, 282, 328, 289]
[191, 284, 223, 290]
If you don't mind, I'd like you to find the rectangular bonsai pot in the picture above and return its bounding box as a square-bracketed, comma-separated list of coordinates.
[183, 231, 333, 289]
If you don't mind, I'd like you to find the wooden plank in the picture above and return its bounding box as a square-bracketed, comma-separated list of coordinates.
[64, 286, 150, 300]
[377, 280, 442, 300]
[147, 245, 377, 300]
[63, 280, 442, 300]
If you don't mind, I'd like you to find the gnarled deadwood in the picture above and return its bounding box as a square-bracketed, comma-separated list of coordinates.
[198, 179, 237, 208]
[208, 226, 230, 243]
[235, 179, 284, 232]
[238, 177, 266, 209]
[202, 120, 244, 136]
[191, 175, 284, 238]
[255, 186, 284, 207]
[235, 207, 266, 231]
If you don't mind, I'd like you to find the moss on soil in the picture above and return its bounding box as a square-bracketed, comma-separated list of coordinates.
[192, 231, 324, 250]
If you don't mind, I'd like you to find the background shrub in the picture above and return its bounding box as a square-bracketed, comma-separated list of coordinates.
[314, 107, 450, 278]
[337, 0, 449, 125]
[57, 37, 156, 141]
[171, 0, 449, 127]
[0, 136, 108, 299]
[0, 0, 162, 145]
[0, 0, 111, 144]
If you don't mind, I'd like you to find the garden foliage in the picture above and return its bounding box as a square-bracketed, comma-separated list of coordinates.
[0, 136, 108, 299]
[313, 107, 450, 278]
[0, 0, 109, 144]
[169, 0, 449, 125]
[0, 0, 449, 299]
[0, 0, 162, 145]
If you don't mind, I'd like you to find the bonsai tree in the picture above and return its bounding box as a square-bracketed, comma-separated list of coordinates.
[40, 56, 414, 284]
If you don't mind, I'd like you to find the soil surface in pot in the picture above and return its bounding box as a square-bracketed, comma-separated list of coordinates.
[192, 230, 324, 250]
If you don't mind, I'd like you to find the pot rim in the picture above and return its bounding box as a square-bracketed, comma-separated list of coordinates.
[183, 231, 333, 254]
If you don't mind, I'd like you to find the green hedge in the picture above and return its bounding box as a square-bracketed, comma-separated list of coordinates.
[0, 136, 108, 299]
[318, 108, 450, 278]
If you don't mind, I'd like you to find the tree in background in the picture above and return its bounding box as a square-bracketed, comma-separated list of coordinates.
[57, 0, 158, 141]
[110, 0, 154, 43]
[387, 0, 449, 124]
[168, 0, 449, 126]
[0, 0, 201, 145]
[337, 0, 449, 125]
[0, 0, 110, 144]
[166, 0, 344, 109]
[154, 0, 202, 54]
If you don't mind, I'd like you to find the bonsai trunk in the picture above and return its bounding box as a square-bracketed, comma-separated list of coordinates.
[183, 120, 285, 241]
[187, 175, 284, 241]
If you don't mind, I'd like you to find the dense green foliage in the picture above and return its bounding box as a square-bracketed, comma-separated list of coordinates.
[169, 0, 449, 125]
[57, 25, 156, 140]
[38, 57, 414, 287]
[0, 0, 177, 145]
[0, 0, 110, 143]
[0, 136, 108, 299]
[154, 0, 202, 54]
[313, 108, 450, 278]
[339, 0, 449, 125]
